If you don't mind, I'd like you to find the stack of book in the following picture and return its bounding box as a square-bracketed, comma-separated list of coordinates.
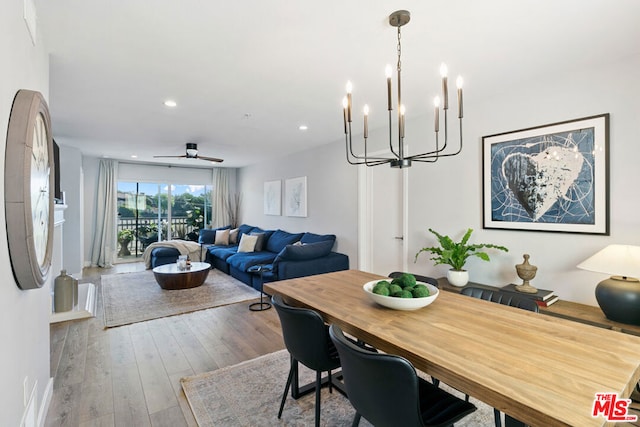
[500, 283, 559, 307]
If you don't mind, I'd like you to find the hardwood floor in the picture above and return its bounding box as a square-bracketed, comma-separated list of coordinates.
[45, 262, 285, 427]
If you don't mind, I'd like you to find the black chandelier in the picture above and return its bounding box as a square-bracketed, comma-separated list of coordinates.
[342, 10, 464, 168]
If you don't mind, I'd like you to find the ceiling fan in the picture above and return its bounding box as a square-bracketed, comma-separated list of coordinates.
[153, 143, 224, 163]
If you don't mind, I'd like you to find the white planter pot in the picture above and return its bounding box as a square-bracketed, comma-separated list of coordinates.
[447, 269, 469, 287]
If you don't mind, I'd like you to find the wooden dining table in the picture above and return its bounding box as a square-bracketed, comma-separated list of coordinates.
[265, 269, 640, 427]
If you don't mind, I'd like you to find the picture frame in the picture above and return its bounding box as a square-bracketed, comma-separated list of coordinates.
[285, 176, 307, 217]
[263, 180, 281, 215]
[482, 114, 609, 235]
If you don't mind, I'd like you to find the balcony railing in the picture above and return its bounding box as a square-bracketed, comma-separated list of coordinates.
[117, 217, 199, 258]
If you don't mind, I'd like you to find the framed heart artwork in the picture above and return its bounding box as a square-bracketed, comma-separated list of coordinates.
[482, 114, 609, 235]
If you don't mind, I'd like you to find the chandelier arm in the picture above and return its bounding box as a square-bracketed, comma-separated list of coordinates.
[345, 126, 395, 162]
[408, 118, 463, 161]
[388, 110, 400, 158]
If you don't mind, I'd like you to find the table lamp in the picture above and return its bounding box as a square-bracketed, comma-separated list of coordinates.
[577, 244, 640, 325]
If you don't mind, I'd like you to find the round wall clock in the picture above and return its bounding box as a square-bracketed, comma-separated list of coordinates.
[5, 89, 55, 290]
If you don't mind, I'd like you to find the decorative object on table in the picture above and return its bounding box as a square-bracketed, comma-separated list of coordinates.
[363, 280, 439, 311]
[54, 269, 75, 312]
[264, 180, 281, 216]
[247, 264, 272, 311]
[117, 228, 134, 256]
[577, 244, 640, 325]
[176, 255, 188, 271]
[341, 10, 465, 169]
[415, 228, 508, 287]
[482, 114, 609, 235]
[514, 254, 538, 293]
[284, 176, 307, 217]
[5, 89, 55, 290]
[500, 284, 557, 307]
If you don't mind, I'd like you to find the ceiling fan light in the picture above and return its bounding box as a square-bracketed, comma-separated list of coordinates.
[186, 142, 198, 157]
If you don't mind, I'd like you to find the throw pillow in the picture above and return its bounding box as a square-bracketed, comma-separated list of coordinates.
[214, 229, 230, 245]
[229, 228, 239, 244]
[251, 232, 266, 251]
[238, 234, 259, 253]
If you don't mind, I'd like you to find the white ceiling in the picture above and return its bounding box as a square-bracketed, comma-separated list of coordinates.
[38, 0, 640, 168]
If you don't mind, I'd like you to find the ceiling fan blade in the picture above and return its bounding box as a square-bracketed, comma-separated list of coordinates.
[196, 155, 224, 163]
[153, 154, 188, 159]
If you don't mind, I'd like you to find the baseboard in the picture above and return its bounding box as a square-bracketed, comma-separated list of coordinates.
[38, 378, 54, 427]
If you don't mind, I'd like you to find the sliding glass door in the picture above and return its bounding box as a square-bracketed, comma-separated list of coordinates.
[117, 181, 211, 261]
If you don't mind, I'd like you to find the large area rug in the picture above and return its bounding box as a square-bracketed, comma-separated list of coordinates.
[181, 349, 494, 426]
[102, 269, 260, 328]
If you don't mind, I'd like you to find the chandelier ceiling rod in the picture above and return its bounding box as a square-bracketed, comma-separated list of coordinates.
[342, 10, 465, 168]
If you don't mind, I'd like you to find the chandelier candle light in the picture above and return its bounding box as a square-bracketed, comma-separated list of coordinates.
[342, 10, 464, 168]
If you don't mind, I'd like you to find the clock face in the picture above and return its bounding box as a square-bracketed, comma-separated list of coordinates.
[4, 89, 54, 290]
[31, 113, 50, 268]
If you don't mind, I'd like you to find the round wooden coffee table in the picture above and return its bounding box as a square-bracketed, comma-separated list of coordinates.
[152, 262, 211, 290]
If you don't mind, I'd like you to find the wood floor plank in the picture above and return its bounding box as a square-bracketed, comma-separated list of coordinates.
[149, 405, 189, 427]
[54, 319, 90, 389]
[44, 383, 82, 427]
[165, 314, 219, 374]
[129, 321, 178, 415]
[111, 362, 152, 427]
[147, 317, 192, 375]
[168, 370, 198, 427]
[78, 412, 114, 427]
[78, 333, 113, 424]
[50, 322, 69, 378]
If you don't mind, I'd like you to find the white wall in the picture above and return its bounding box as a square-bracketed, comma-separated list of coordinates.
[406, 54, 640, 306]
[238, 141, 358, 262]
[59, 144, 84, 275]
[0, 2, 53, 426]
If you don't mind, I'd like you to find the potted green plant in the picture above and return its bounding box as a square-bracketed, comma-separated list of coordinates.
[415, 228, 508, 286]
[117, 228, 135, 256]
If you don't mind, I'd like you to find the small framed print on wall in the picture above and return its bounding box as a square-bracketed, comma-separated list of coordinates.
[285, 176, 307, 217]
[482, 114, 609, 235]
[264, 180, 281, 216]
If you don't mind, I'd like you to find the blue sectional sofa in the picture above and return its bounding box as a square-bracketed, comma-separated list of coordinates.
[150, 224, 349, 291]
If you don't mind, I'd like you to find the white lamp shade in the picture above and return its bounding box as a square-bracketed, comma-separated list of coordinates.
[577, 244, 640, 279]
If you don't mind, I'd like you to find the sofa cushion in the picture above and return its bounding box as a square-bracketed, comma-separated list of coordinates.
[199, 226, 230, 244]
[300, 232, 336, 244]
[207, 245, 238, 261]
[237, 224, 257, 239]
[274, 240, 334, 262]
[266, 229, 303, 253]
[238, 234, 259, 253]
[214, 229, 230, 245]
[227, 251, 277, 272]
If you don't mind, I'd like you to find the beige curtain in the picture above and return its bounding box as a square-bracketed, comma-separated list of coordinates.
[212, 168, 232, 228]
[90, 159, 118, 267]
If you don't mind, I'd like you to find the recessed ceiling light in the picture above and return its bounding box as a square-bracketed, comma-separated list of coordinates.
[164, 100, 177, 107]
[299, 125, 308, 131]
[131, 154, 138, 158]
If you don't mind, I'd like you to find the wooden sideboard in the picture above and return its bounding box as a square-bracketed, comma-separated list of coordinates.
[437, 277, 640, 337]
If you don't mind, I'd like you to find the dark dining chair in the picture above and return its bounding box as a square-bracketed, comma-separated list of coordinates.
[329, 324, 477, 427]
[271, 294, 342, 427]
[460, 286, 538, 427]
[388, 271, 438, 287]
[460, 286, 539, 313]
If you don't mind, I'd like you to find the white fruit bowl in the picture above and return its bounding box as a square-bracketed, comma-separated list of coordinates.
[363, 280, 439, 311]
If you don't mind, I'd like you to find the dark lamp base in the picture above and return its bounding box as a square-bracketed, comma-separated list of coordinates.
[595, 276, 640, 326]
